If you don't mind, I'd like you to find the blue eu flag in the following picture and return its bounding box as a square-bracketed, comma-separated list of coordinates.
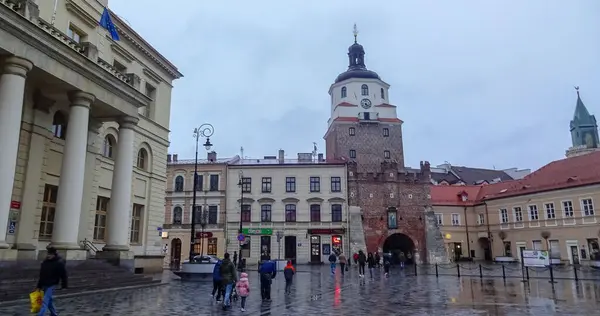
[99, 7, 120, 41]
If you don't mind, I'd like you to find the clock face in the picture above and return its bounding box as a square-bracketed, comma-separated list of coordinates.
[360, 98, 372, 109]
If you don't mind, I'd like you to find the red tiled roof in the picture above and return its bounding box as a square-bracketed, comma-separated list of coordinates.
[431, 151, 600, 205]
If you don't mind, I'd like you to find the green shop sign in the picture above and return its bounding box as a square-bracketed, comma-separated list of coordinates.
[242, 228, 273, 235]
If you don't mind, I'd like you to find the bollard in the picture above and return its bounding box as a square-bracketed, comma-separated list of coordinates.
[456, 264, 461, 278]
[573, 265, 579, 281]
[549, 264, 556, 283]
[502, 264, 506, 280]
[479, 264, 483, 279]
[435, 263, 439, 277]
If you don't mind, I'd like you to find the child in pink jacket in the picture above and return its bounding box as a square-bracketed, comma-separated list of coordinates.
[235, 272, 250, 312]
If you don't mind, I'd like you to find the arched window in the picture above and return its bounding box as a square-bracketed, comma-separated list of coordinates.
[174, 175, 184, 192]
[52, 111, 68, 139]
[137, 148, 148, 170]
[361, 84, 369, 96]
[341, 86, 347, 98]
[102, 135, 115, 158]
[380, 88, 385, 99]
[173, 206, 183, 225]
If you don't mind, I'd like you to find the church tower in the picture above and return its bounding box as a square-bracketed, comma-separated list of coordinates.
[566, 87, 600, 158]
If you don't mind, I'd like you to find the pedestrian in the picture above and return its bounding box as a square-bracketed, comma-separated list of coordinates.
[357, 250, 366, 277]
[328, 252, 337, 274]
[235, 272, 250, 312]
[338, 253, 347, 275]
[367, 252, 376, 278]
[35, 246, 68, 316]
[211, 259, 224, 301]
[283, 260, 295, 294]
[219, 252, 237, 310]
[375, 253, 381, 267]
[353, 252, 359, 265]
[233, 251, 238, 268]
[383, 256, 391, 277]
[399, 252, 406, 269]
[258, 258, 277, 301]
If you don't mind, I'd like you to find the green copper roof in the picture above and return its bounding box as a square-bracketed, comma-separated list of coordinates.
[572, 91, 595, 124]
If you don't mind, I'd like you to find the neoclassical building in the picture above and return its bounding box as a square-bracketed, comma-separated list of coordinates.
[0, 0, 181, 270]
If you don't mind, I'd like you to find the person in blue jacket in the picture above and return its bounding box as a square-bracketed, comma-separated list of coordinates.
[258, 259, 277, 301]
[211, 260, 224, 301]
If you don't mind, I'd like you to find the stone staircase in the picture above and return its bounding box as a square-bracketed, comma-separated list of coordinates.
[348, 206, 367, 254]
[0, 258, 161, 304]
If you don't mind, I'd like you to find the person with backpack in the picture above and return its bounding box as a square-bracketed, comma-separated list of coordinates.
[328, 252, 337, 275]
[211, 259, 224, 301]
[258, 259, 277, 301]
[353, 252, 359, 265]
[235, 272, 250, 312]
[357, 250, 366, 277]
[219, 253, 237, 310]
[283, 261, 295, 294]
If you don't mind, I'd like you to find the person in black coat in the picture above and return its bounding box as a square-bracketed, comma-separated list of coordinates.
[367, 252, 376, 278]
[35, 247, 68, 315]
[357, 250, 367, 277]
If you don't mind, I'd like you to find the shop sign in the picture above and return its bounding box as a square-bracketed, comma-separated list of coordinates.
[195, 232, 213, 238]
[242, 228, 273, 235]
[307, 228, 345, 235]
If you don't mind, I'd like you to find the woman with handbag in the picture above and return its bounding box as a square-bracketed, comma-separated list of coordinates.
[338, 253, 348, 275]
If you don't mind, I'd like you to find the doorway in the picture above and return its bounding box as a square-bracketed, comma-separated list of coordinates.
[478, 237, 492, 261]
[170, 238, 182, 270]
[310, 235, 321, 263]
[284, 236, 297, 264]
[260, 236, 271, 260]
[570, 246, 580, 264]
[382, 233, 416, 264]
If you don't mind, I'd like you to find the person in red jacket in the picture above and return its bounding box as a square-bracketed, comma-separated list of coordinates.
[353, 252, 359, 265]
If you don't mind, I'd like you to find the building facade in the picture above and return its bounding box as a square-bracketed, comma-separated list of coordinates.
[225, 151, 348, 264]
[162, 152, 237, 268]
[431, 151, 600, 264]
[324, 30, 445, 263]
[566, 87, 600, 158]
[0, 0, 181, 271]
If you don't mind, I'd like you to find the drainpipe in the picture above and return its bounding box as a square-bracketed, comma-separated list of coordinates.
[464, 206, 471, 258]
[484, 202, 493, 259]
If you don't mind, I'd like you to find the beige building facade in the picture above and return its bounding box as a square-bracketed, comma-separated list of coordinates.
[225, 150, 348, 265]
[431, 152, 600, 265]
[162, 153, 237, 268]
[0, 0, 181, 271]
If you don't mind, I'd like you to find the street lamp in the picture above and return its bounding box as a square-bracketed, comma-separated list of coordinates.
[276, 230, 284, 260]
[189, 123, 214, 262]
[237, 170, 244, 269]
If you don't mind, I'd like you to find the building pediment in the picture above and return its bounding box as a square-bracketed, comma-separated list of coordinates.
[237, 197, 255, 204]
[282, 197, 300, 203]
[257, 197, 276, 204]
[307, 197, 324, 203]
[328, 197, 345, 203]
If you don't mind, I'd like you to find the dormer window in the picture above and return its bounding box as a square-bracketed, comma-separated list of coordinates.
[361, 84, 369, 96]
[341, 86, 347, 98]
[380, 88, 385, 99]
[458, 191, 468, 202]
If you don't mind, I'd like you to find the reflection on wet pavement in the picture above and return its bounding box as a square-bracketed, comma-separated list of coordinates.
[0, 266, 599, 315]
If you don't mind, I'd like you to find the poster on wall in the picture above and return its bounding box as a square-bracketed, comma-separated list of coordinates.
[522, 250, 549, 267]
[322, 244, 331, 256]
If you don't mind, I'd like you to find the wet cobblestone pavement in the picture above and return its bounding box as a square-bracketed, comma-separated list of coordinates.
[1, 265, 600, 315]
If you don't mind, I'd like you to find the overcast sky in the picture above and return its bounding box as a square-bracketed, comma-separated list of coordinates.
[111, 0, 600, 171]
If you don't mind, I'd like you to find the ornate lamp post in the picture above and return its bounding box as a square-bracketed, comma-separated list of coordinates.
[237, 170, 244, 268]
[188, 124, 214, 262]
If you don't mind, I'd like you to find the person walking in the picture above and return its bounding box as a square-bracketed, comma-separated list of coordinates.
[283, 261, 295, 294]
[383, 256, 391, 277]
[338, 253, 347, 276]
[375, 253, 381, 267]
[211, 259, 224, 301]
[357, 250, 366, 277]
[35, 247, 67, 316]
[353, 252, 359, 265]
[328, 252, 337, 275]
[399, 252, 406, 269]
[367, 252, 376, 278]
[233, 251, 238, 268]
[235, 272, 250, 312]
[258, 259, 277, 301]
[219, 253, 237, 311]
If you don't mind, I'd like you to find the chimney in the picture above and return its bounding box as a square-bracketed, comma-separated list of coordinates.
[278, 149, 284, 164]
[173, 154, 178, 162]
[207, 151, 217, 162]
[167, 154, 172, 162]
[318, 153, 324, 162]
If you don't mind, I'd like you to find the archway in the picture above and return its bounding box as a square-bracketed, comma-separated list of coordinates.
[170, 238, 182, 270]
[382, 233, 416, 264]
[478, 237, 492, 261]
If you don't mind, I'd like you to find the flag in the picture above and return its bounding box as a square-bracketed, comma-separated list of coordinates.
[99, 7, 120, 41]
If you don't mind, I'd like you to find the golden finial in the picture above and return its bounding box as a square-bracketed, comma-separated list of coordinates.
[353, 23, 358, 43]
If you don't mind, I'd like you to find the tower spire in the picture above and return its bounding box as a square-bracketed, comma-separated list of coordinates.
[575, 85, 580, 98]
[353, 23, 358, 43]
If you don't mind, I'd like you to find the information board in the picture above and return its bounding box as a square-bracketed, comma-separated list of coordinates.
[522, 249, 549, 267]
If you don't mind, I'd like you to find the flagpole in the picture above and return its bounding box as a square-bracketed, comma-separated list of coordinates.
[50, 0, 58, 25]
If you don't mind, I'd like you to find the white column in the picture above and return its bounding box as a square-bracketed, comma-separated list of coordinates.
[0, 56, 33, 249]
[50, 91, 95, 249]
[104, 116, 138, 251]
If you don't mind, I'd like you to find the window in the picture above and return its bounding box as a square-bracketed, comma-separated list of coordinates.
[66, 24, 84, 43]
[331, 204, 342, 222]
[130, 204, 143, 244]
[241, 177, 251, 193]
[208, 205, 218, 224]
[103, 135, 115, 158]
[207, 238, 218, 256]
[341, 86, 347, 98]
[383, 128, 389, 137]
[387, 208, 397, 229]
[310, 204, 321, 222]
[349, 127, 355, 136]
[194, 173, 203, 191]
[261, 177, 272, 193]
[384, 151, 390, 159]
[174, 176, 184, 192]
[285, 204, 296, 222]
[193, 206, 203, 224]
[513, 207, 523, 222]
[582, 198, 595, 216]
[309, 177, 320, 193]
[349, 150, 356, 158]
[435, 213, 443, 226]
[142, 83, 156, 117]
[285, 177, 296, 193]
[361, 84, 369, 96]
[39, 184, 58, 239]
[136, 149, 148, 170]
[380, 88, 385, 99]
[544, 203, 555, 219]
[241, 204, 251, 223]
[173, 206, 182, 225]
[330, 177, 341, 192]
[451, 213, 460, 226]
[528, 205, 539, 221]
[52, 111, 68, 139]
[209, 174, 219, 191]
[532, 240, 542, 250]
[499, 208, 508, 224]
[94, 196, 110, 241]
[563, 201, 574, 217]
[477, 213, 485, 225]
[503, 242, 512, 257]
[261, 205, 272, 222]
[113, 60, 127, 73]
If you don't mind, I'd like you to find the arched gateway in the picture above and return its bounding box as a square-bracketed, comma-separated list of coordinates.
[382, 233, 416, 264]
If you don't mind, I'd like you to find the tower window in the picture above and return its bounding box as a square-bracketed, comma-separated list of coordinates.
[349, 127, 355, 136]
[384, 150, 391, 159]
[381, 88, 385, 99]
[361, 84, 369, 96]
[349, 150, 356, 158]
[383, 128, 389, 137]
[341, 87, 347, 98]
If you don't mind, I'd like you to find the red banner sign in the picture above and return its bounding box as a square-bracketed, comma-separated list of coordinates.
[307, 228, 345, 235]
[10, 201, 20, 209]
[195, 232, 213, 238]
